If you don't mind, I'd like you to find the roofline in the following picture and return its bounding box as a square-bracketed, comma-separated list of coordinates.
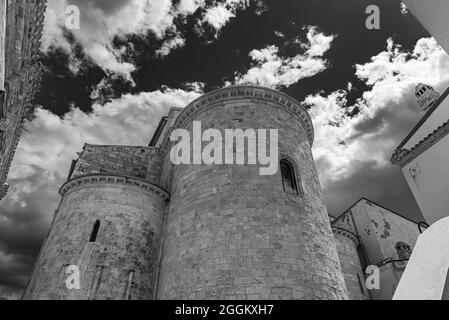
[148, 116, 168, 147]
[396, 85, 449, 149]
[172, 85, 314, 145]
[332, 197, 420, 225]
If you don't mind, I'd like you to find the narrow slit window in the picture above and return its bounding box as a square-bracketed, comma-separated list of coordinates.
[90, 220, 100, 242]
[280, 159, 298, 195]
[124, 271, 134, 300]
[0, 130, 5, 154]
[0, 90, 5, 118]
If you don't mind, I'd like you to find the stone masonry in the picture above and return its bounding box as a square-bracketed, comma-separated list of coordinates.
[332, 226, 369, 300]
[0, 0, 46, 199]
[23, 86, 349, 300]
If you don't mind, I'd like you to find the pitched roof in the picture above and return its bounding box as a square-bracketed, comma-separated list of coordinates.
[332, 197, 420, 225]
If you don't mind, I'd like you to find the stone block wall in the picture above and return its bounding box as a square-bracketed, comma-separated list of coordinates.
[71, 144, 162, 184]
[156, 87, 348, 300]
[0, 0, 46, 200]
[23, 176, 169, 300]
[333, 227, 369, 300]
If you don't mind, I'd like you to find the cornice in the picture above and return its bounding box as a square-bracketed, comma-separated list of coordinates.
[59, 174, 170, 201]
[391, 119, 449, 167]
[159, 86, 314, 156]
[82, 143, 161, 155]
[332, 226, 360, 247]
[396, 85, 449, 150]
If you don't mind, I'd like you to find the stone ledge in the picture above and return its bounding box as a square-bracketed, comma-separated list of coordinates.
[59, 174, 170, 201]
[160, 86, 314, 155]
[391, 119, 449, 167]
[83, 143, 161, 155]
[332, 226, 360, 247]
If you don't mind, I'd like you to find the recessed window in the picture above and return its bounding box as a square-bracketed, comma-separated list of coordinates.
[0, 130, 5, 154]
[89, 220, 100, 242]
[0, 91, 5, 118]
[280, 159, 298, 195]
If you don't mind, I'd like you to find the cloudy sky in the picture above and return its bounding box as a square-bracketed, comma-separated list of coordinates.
[1, 0, 449, 299]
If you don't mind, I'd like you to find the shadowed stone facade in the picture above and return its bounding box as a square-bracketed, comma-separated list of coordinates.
[332, 226, 369, 300]
[0, 0, 46, 199]
[23, 146, 168, 300]
[24, 86, 349, 300]
[332, 198, 421, 300]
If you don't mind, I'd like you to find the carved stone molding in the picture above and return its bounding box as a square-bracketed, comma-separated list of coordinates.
[391, 119, 449, 167]
[332, 226, 360, 247]
[83, 143, 161, 156]
[159, 86, 314, 155]
[59, 174, 170, 201]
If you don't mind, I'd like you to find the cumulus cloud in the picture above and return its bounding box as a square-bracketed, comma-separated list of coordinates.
[304, 37, 449, 217]
[202, 4, 235, 31]
[155, 34, 186, 58]
[234, 26, 335, 88]
[400, 1, 408, 16]
[42, 0, 257, 80]
[0, 88, 201, 298]
[198, 0, 267, 32]
[177, 0, 206, 15]
[43, 0, 143, 80]
[43, 0, 179, 78]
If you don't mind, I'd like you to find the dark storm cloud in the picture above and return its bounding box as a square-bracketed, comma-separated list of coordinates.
[37, 31, 108, 115]
[323, 159, 423, 222]
[0, 165, 61, 298]
[347, 92, 420, 143]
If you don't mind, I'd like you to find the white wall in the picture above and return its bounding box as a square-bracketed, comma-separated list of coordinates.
[403, 133, 449, 224]
[403, 95, 449, 150]
[401, 0, 449, 225]
[404, 0, 449, 55]
[393, 216, 449, 300]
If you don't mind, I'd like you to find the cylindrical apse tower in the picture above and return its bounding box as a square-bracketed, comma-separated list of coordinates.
[332, 226, 369, 300]
[23, 171, 168, 299]
[157, 86, 348, 299]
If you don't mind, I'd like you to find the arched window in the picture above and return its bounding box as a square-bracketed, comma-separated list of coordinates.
[89, 220, 100, 242]
[280, 159, 298, 195]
